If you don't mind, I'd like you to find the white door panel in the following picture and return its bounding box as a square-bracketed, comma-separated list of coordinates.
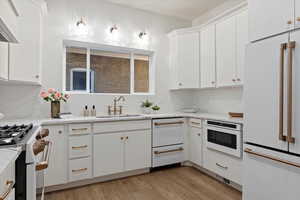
[243, 144, 300, 200]
[288, 31, 300, 154]
[200, 24, 216, 88]
[244, 33, 289, 151]
[216, 15, 236, 87]
[248, 0, 294, 42]
[189, 126, 202, 166]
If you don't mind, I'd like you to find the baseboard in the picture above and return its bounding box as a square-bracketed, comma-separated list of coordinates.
[44, 168, 150, 193]
[182, 161, 242, 192]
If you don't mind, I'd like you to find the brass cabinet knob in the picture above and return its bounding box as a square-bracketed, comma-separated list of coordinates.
[121, 137, 124, 140]
[58, 130, 62, 134]
[211, 81, 215, 84]
[125, 136, 129, 140]
[232, 79, 236, 82]
[237, 78, 241, 81]
[179, 83, 182, 86]
[35, 75, 39, 79]
[197, 133, 201, 136]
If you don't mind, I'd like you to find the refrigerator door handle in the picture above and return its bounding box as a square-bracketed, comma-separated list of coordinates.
[244, 148, 300, 168]
[287, 41, 296, 143]
[279, 43, 287, 141]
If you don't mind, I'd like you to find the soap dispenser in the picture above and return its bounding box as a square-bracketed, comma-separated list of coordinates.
[91, 105, 97, 116]
[83, 105, 89, 117]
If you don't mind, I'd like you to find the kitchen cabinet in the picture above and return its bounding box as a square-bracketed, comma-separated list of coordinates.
[0, 42, 9, 80]
[9, 0, 42, 84]
[216, 10, 248, 87]
[216, 15, 237, 87]
[248, 0, 294, 42]
[169, 31, 200, 89]
[200, 24, 216, 88]
[124, 130, 151, 171]
[189, 119, 203, 166]
[236, 10, 248, 85]
[94, 129, 151, 177]
[93, 132, 124, 177]
[177, 32, 200, 89]
[0, 0, 18, 42]
[43, 125, 67, 187]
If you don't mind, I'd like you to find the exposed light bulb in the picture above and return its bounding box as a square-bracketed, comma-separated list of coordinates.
[110, 25, 118, 33]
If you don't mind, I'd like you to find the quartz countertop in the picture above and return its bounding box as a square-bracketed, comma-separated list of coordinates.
[0, 147, 22, 174]
[0, 112, 243, 126]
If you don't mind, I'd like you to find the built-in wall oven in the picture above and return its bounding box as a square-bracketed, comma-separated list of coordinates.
[205, 120, 242, 158]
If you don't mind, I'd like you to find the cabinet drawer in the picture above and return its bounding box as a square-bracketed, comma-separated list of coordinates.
[203, 147, 242, 184]
[94, 120, 151, 134]
[189, 118, 202, 128]
[0, 161, 15, 197]
[152, 144, 184, 167]
[69, 135, 91, 159]
[69, 157, 92, 182]
[69, 124, 91, 135]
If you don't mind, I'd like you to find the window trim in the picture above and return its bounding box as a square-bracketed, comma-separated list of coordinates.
[63, 40, 155, 95]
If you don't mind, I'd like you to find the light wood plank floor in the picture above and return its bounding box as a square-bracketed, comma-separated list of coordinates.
[44, 167, 242, 200]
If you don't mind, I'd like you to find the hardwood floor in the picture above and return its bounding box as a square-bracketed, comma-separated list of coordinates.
[44, 167, 242, 200]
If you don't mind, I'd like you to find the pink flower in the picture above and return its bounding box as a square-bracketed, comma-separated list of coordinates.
[40, 91, 48, 98]
[54, 92, 61, 100]
[48, 88, 55, 94]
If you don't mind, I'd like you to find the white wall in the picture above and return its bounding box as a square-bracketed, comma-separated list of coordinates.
[0, 0, 191, 120]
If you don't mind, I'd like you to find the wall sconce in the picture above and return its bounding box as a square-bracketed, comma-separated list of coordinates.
[76, 17, 86, 27]
[110, 25, 118, 33]
[139, 32, 147, 39]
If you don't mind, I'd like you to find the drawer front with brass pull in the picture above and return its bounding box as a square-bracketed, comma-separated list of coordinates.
[0, 161, 15, 200]
[189, 118, 202, 128]
[69, 124, 91, 135]
[69, 135, 91, 159]
[69, 157, 91, 182]
[152, 144, 184, 167]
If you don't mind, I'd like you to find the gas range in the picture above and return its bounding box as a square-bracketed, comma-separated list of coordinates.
[0, 123, 34, 146]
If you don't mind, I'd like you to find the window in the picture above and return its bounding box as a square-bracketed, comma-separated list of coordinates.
[64, 41, 154, 95]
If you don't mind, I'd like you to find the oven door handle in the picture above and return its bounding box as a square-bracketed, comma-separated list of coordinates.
[36, 141, 52, 171]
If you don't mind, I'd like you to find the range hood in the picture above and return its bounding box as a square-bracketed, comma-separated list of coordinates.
[0, 17, 18, 43]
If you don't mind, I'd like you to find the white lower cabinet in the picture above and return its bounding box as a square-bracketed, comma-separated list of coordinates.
[94, 129, 151, 177]
[124, 130, 151, 171]
[189, 124, 203, 167]
[69, 157, 92, 182]
[93, 132, 124, 177]
[203, 147, 242, 185]
[43, 125, 67, 187]
[0, 42, 9, 80]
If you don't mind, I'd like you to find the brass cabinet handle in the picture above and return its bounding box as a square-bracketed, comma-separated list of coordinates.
[0, 180, 14, 200]
[244, 148, 300, 168]
[154, 147, 184, 155]
[72, 168, 88, 173]
[154, 121, 184, 126]
[72, 128, 88, 131]
[287, 41, 296, 143]
[36, 141, 52, 171]
[72, 145, 88, 150]
[216, 163, 228, 170]
[191, 122, 201, 125]
[279, 43, 287, 141]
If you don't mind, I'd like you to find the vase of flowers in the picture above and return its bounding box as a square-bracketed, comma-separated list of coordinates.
[40, 88, 70, 118]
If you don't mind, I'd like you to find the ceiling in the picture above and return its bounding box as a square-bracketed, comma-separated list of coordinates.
[103, 0, 228, 20]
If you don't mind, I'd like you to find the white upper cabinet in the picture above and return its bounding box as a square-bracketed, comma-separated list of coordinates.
[9, 0, 42, 84]
[248, 0, 294, 42]
[296, 0, 300, 28]
[169, 31, 200, 89]
[178, 32, 200, 89]
[236, 9, 249, 85]
[200, 24, 216, 88]
[216, 15, 237, 87]
[0, 42, 9, 80]
[0, 0, 19, 43]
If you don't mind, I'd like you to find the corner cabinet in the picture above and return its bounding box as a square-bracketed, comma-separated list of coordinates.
[8, 0, 44, 85]
[169, 31, 200, 89]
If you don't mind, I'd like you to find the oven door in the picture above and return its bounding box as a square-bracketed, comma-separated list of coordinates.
[205, 126, 241, 158]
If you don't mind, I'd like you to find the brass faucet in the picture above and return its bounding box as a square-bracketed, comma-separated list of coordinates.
[108, 96, 125, 115]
